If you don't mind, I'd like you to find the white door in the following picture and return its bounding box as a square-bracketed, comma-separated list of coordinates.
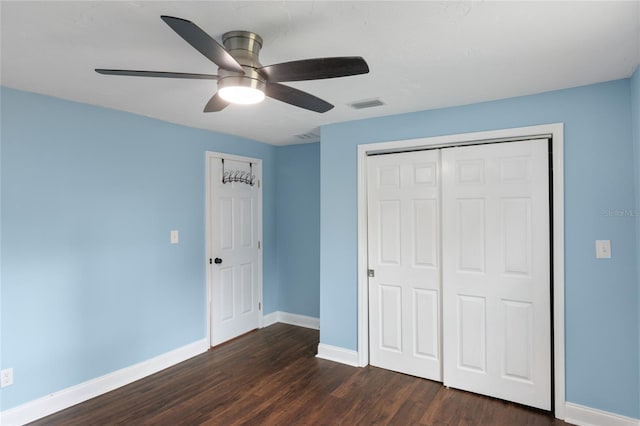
[367, 150, 442, 381]
[441, 139, 551, 410]
[208, 154, 261, 346]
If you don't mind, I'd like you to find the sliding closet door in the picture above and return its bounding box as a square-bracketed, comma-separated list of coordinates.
[367, 150, 442, 381]
[441, 139, 551, 410]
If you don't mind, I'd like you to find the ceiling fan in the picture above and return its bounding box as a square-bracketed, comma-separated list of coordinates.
[96, 16, 369, 113]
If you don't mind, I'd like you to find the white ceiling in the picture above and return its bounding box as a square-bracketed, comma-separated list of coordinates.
[1, 1, 639, 146]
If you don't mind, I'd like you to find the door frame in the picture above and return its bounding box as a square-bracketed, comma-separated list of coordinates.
[205, 151, 264, 347]
[356, 123, 565, 419]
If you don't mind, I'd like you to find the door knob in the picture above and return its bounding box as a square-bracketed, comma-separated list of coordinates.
[214, 258, 223, 264]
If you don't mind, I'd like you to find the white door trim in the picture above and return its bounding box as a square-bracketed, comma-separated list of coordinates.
[205, 151, 263, 347]
[356, 123, 565, 419]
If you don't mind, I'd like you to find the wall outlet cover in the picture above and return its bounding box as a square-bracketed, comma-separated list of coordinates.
[595, 240, 611, 259]
[1, 368, 14, 387]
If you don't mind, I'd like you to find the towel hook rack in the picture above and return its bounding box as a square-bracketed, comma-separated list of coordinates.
[221, 159, 255, 186]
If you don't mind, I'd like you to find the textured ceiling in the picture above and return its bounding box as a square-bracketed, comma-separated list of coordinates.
[1, 1, 639, 145]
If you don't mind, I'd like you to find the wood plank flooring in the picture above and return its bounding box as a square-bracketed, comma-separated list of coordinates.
[31, 324, 572, 425]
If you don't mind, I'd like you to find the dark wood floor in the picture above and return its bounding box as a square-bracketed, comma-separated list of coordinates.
[31, 324, 572, 425]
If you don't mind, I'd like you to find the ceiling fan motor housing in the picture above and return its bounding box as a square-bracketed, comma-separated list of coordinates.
[218, 31, 266, 92]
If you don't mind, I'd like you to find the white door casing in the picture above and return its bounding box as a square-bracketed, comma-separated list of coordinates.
[441, 139, 551, 410]
[367, 150, 442, 380]
[206, 152, 262, 347]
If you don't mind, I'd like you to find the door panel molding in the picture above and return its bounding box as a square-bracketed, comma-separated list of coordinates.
[356, 123, 565, 419]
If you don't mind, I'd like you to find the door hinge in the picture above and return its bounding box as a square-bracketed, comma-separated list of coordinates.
[258, 302, 262, 310]
[368, 269, 375, 277]
[258, 240, 261, 249]
[209, 258, 212, 265]
[257, 180, 261, 188]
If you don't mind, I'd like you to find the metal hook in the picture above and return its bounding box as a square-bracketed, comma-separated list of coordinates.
[221, 160, 256, 186]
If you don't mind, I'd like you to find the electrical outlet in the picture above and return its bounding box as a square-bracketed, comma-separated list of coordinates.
[1, 368, 14, 387]
[595, 240, 612, 259]
[170, 230, 179, 244]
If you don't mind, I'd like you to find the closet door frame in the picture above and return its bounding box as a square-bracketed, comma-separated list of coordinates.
[356, 123, 565, 419]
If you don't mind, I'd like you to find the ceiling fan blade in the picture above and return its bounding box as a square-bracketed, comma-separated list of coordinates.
[160, 16, 244, 74]
[203, 92, 229, 112]
[265, 82, 333, 113]
[95, 69, 218, 79]
[259, 57, 369, 82]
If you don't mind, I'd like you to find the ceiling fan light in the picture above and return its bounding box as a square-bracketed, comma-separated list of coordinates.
[219, 86, 265, 104]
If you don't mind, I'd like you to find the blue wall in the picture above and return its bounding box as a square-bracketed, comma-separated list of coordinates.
[319, 78, 639, 419]
[275, 143, 320, 318]
[0, 87, 278, 410]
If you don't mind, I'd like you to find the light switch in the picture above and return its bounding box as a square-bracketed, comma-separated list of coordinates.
[595, 240, 611, 259]
[170, 230, 179, 244]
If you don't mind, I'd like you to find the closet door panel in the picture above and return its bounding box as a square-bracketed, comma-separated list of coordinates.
[441, 139, 551, 410]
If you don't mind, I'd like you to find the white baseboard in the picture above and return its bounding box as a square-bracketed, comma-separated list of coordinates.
[262, 311, 319, 330]
[565, 402, 640, 426]
[263, 315, 358, 367]
[0, 338, 209, 426]
[278, 312, 320, 330]
[316, 343, 360, 367]
[262, 311, 279, 328]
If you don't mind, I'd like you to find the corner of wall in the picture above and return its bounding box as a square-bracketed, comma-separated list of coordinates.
[632, 65, 640, 421]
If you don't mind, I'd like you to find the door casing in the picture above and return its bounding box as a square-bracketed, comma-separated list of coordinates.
[356, 123, 565, 419]
[205, 151, 264, 347]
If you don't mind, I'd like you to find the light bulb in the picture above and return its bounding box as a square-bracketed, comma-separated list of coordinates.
[218, 86, 265, 105]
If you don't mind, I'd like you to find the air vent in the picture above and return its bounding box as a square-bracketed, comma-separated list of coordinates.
[349, 98, 385, 110]
[295, 130, 320, 141]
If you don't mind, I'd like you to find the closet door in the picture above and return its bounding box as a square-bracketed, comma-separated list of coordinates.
[367, 150, 442, 381]
[441, 139, 551, 410]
